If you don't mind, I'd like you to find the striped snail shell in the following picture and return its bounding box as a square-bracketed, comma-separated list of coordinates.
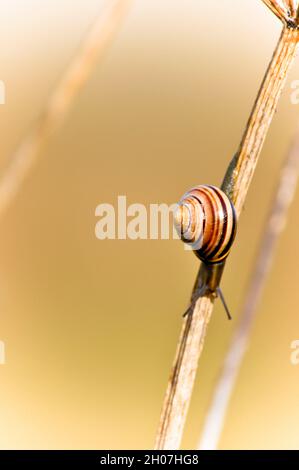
[174, 185, 237, 264]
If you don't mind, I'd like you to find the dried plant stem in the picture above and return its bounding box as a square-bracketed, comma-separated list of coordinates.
[262, 0, 290, 24]
[198, 126, 299, 450]
[230, 26, 299, 215]
[0, 0, 132, 217]
[155, 25, 299, 450]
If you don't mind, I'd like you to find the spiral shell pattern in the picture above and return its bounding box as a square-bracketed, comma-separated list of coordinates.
[174, 185, 237, 263]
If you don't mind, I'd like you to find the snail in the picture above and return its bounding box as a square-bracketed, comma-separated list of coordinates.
[174, 185, 237, 319]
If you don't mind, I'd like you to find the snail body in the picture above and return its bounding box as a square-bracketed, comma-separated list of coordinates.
[174, 185, 237, 319]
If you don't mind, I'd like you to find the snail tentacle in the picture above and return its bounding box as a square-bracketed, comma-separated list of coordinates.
[182, 286, 232, 321]
[216, 287, 232, 321]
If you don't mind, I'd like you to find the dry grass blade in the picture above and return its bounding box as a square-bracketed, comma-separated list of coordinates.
[262, 0, 290, 23]
[0, 0, 133, 217]
[262, 1, 299, 26]
[155, 289, 214, 451]
[198, 126, 299, 450]
[231, 27, 299, 215]
[155, 25, 299, 450]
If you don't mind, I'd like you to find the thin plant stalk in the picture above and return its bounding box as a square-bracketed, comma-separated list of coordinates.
[198, 127, 299, 450]
[155, 24, 299, 450]
[0, 0, 132, 217]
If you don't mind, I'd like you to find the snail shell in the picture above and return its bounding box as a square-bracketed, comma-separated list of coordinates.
[174, 185, 237, 264]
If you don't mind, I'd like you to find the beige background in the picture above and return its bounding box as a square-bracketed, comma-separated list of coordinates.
[0, 0, 298, 449]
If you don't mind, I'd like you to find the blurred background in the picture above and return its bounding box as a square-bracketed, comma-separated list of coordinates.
[0, 0, 299, 450]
